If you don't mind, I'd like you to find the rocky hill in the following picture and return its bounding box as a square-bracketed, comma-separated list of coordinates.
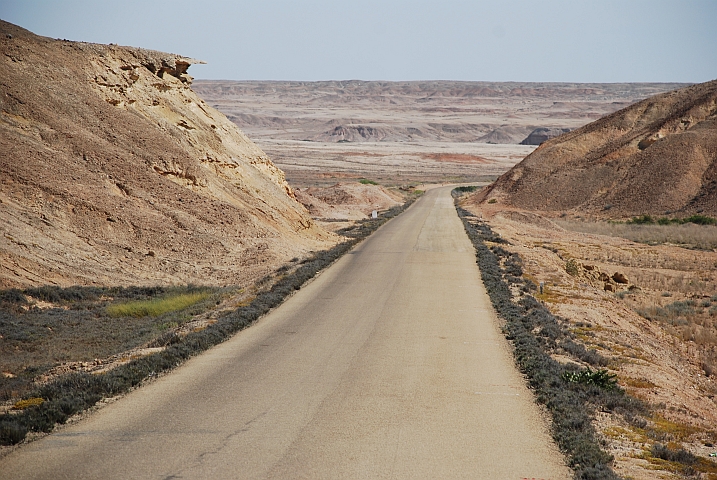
[474, 80, 717, 217]
[0, 21, 334, 288]
[519, 127, 572, 145]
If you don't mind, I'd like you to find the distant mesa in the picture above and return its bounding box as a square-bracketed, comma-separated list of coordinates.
[328, 125, 386, 142]
[519, 127, 573, 145]
[474, 79, 717, 217]
[478, 125, 535, 144]
[313, 125, 395, 142]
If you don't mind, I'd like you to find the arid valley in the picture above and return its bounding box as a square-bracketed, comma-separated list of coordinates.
[196, 78, 717, 479]
[2, 16, 717, 480]
[192, 80, 684, 187]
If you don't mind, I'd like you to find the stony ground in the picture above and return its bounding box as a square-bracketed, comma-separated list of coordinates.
[467, 200, 717, 479]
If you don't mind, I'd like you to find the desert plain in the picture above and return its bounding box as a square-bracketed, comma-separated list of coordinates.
[192, 80, 684, 186]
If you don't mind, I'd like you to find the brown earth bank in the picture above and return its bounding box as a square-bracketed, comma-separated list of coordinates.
[462, 201, 717, 479]
[475, 79, 717, 218]
[295, 182, 403, 220]
[0, 20, 336, 289]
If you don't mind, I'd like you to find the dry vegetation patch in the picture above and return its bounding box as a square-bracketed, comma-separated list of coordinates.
[557, 220, 717, 252]
[0, 285, 225, 403]
[0, 196, 418, 449]
[469, 205, 717, 479]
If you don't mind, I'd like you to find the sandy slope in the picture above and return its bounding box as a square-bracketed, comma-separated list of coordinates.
[476, 80, 717, 217]
[0, 21, 334, 288]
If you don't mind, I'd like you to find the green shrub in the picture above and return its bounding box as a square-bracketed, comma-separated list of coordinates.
[626, 214, 715, 226]
[358, 178, 378, 185]
[683, 214, 716, 225]
[627, 215, 655, 225]
[565, 258, 580, 276]
[651, 443, 698, 465]
[563, 368, 618, 391]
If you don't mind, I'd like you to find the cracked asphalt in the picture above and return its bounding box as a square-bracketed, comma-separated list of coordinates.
[0, 187, 570, 479]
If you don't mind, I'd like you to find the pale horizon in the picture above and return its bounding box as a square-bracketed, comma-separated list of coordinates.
[1, 0, 716, 84]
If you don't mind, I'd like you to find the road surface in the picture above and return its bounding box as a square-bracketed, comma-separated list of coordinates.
[0, 187, 570, 479]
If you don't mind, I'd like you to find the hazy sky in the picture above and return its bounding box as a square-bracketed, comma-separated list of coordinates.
[1, 0, 715, 83]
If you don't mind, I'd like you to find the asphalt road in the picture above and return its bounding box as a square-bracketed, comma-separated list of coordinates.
[0, 187, 570, 479]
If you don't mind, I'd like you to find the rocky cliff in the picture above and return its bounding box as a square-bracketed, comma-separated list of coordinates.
[0, 20, 334, 288]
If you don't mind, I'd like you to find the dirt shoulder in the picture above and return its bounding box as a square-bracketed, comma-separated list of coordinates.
[465, 202, 717, 479]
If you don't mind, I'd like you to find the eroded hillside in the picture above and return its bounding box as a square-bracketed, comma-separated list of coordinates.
[0, 21, 334, 288]
[475, 80, 717, 217]
[192, 80, 684, 186]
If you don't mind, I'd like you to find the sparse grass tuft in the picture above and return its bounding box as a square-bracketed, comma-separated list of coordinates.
[12, 397, 44, 410]
[358, 178, 378, 185]
[106, 292, 210, 318]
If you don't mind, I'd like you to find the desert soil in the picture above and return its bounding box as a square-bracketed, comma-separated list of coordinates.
[0, 21, 335, 290]
[466, 200, 717, 479]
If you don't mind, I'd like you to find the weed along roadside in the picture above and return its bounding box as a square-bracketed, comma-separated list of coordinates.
[453, 190, 717, 479]
[0, 195, 420, 448]
[453, 192, 644, 480]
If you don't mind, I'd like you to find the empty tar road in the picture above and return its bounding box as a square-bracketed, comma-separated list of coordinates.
[1, 187, 570, 479]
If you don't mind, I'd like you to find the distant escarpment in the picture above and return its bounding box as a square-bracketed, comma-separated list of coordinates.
[0, 20, 333, 288]
[519, 127, 572, 145]
[474, 80, 717, 217]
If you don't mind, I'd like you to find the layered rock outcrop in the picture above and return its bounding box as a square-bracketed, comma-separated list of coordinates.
[0, 20, 334, 288]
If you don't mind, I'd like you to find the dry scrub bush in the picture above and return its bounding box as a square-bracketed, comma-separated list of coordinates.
[456, 202, 646, 480]
[556, 220, 717, 251]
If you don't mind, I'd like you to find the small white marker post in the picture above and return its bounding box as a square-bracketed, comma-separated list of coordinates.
[372, 210, 377, 219]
